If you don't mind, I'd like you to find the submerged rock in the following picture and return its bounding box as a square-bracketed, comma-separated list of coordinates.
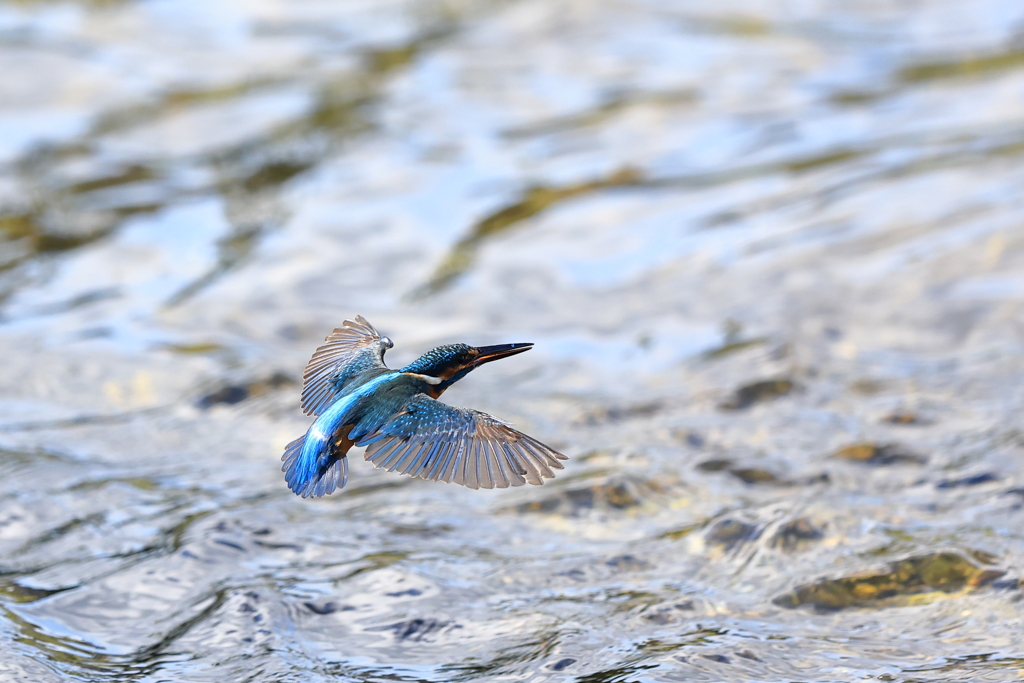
[511, 475, 678, 516]
[774, 552, 1004, 610]
[719, 379, 796, 410]
[769, 519, 825, 552]
[705, 519, 761, 550]
[197, 372, 294, 408]
[832, 443, 926, 466]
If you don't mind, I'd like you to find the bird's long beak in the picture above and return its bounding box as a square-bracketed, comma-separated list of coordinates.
[471, 343, 533, 366]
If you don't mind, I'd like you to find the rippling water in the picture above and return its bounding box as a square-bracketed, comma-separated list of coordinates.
[2, 0, 1024, 681]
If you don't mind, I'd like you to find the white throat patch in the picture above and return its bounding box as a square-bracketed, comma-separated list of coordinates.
[404, 372, 442, 385]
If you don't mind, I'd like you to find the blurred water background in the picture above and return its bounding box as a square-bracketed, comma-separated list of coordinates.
[2, 0, 1024, 681]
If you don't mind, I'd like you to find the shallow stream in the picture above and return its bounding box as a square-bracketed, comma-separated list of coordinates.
[1, 1, 1024, 681]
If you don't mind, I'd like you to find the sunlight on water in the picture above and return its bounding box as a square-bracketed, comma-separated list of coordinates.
[1, 0, 1024, 681]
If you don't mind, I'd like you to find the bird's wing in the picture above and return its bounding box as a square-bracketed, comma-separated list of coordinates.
[354, 394, 567, 489]
[301, 316, 393, 416]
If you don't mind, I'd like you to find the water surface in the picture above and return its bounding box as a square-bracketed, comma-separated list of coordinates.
[1, 0, 1024, 681]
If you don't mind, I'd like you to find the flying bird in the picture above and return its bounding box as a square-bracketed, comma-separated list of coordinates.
[282, 316, 567, 497]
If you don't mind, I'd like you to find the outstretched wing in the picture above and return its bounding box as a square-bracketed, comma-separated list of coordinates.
[354, 394, 567, 489]
[301, 316, 393, 416]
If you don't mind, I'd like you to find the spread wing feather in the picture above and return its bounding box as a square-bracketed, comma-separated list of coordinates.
[355, 394, 567, 490]
[301, 316, 393, 416]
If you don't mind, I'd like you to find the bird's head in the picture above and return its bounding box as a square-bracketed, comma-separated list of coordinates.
[401, 342, 533, 393]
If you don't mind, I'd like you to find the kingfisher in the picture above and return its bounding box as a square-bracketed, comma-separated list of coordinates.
[282, 316, 567, 497]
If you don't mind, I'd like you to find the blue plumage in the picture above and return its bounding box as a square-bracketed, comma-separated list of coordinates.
[282, 433, 347, 498]
[283, 372, 394, 497]
[281, 316, 566, 497]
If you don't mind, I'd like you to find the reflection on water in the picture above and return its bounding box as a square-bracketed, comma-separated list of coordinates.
[2, 0, 1024, 681]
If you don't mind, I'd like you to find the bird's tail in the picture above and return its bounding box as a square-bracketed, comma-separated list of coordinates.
[281, 434, 348, 498]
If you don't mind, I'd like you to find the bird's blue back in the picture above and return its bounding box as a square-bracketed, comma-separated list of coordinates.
[284, 370, 426, 496]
